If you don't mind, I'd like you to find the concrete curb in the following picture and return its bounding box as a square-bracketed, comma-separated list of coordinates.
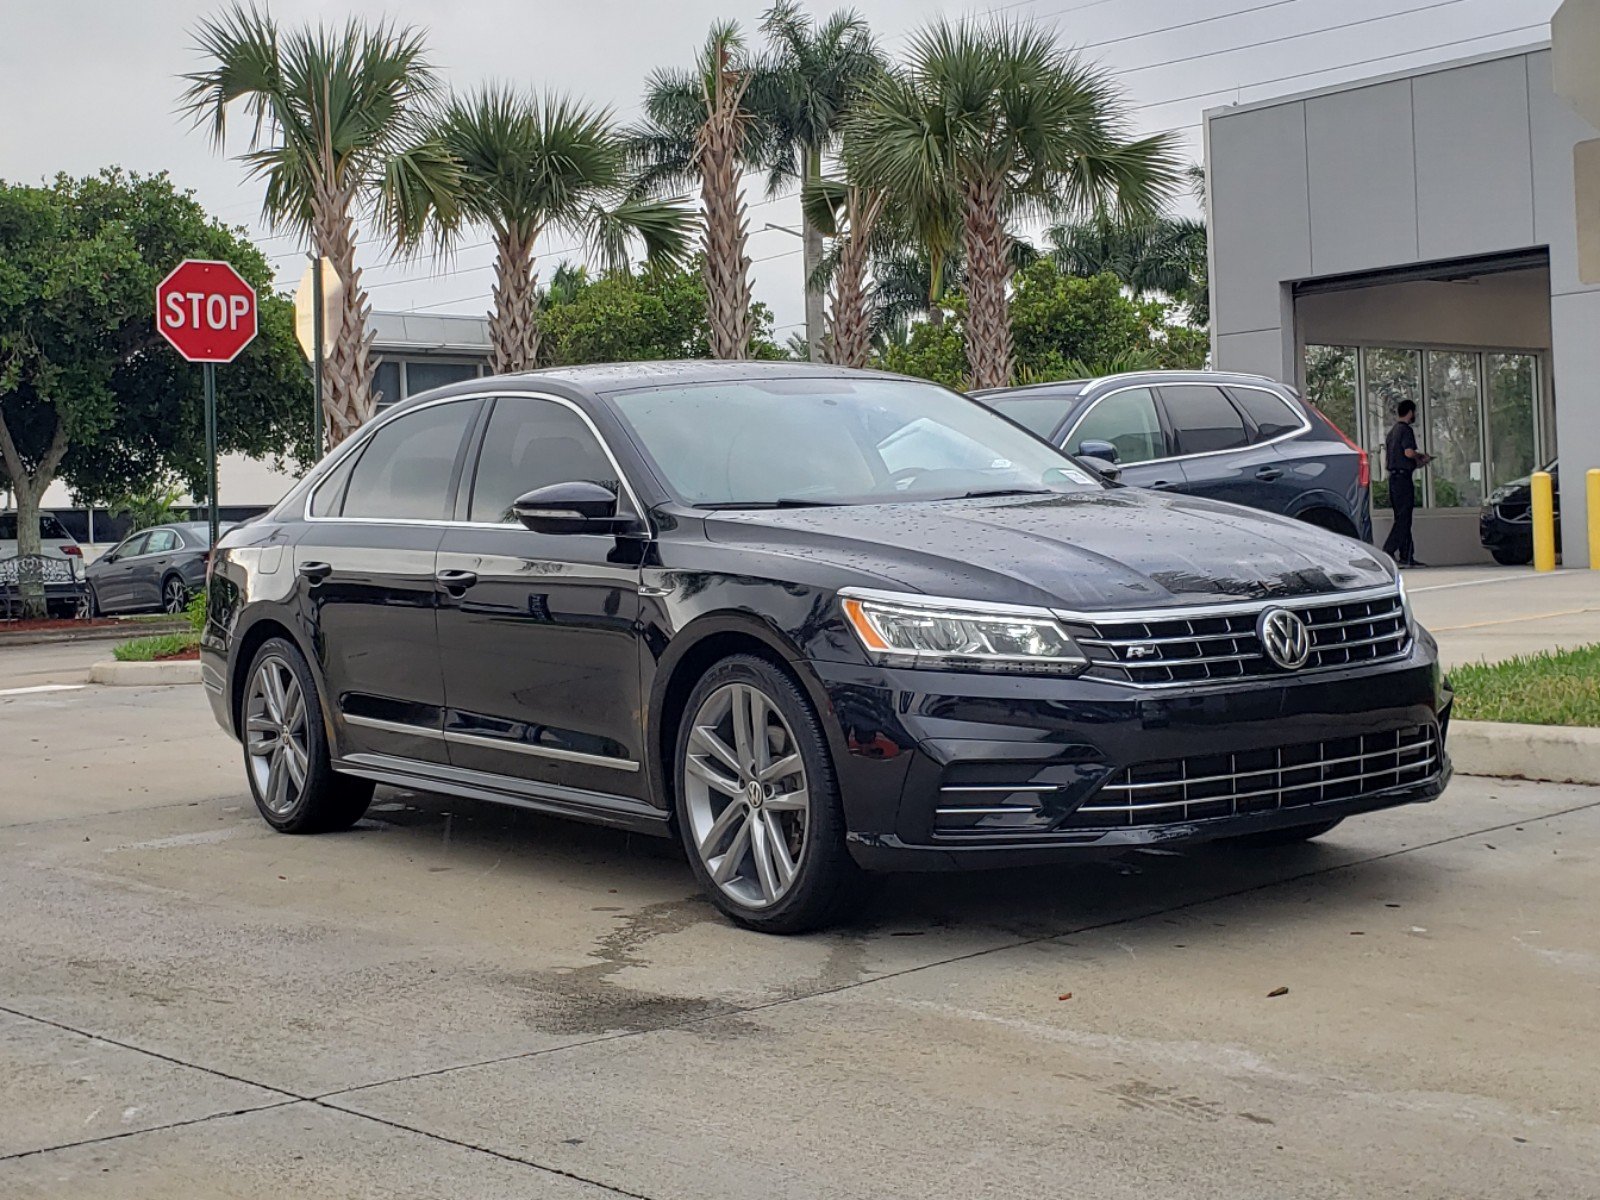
[88, 659, 202, 686]
[1450, 720, 1600, 785]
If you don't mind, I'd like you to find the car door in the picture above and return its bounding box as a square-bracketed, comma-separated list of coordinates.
[133, 528, 180, 610]
[1059, 386, 1187, 491]
[1154, 383, 1263, 509]
[95, 532, 149, 612]
[434, 394, 647, 799]
[296, 396, 484, 766]
[1224, 384, 1321, 517]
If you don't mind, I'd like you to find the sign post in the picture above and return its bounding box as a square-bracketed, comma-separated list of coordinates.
[294, 255, 341, 458]
[155, 260, 258, 546]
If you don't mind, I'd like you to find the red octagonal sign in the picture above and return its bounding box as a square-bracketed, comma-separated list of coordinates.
[155, 259, 259, 363]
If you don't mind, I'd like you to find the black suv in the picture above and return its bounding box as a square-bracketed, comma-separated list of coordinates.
[973, 371, 1372, 542]
[203, 363, 1448, 933]
[1479, 460, 1560, 566]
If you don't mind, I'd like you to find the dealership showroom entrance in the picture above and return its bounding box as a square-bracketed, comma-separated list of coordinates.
[1296, 254, 1556, 563]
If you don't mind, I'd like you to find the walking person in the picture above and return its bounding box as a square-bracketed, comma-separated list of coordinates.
[1381, 399, 1432, 568]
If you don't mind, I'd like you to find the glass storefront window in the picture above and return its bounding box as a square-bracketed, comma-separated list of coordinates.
[1486, 353, 1537, 488]
[1424, 351, 1483, 508]
[1303, 345, 1357, 440]
[1362, 348, 1420, 510]
[372, 360, 402, 410]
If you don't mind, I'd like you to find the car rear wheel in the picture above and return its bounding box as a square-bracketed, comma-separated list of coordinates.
[1228, 818, 1342, 847]
[162, 575, 189, 614]
[674, 655, 862, 934]
[1490, 545, 1532, 566]
[242, 638, 374, 834]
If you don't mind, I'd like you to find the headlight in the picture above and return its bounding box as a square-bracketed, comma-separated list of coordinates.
[840, 591, 1088, 675]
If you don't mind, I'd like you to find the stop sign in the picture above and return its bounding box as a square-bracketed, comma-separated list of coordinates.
[155, 259, 259, 363]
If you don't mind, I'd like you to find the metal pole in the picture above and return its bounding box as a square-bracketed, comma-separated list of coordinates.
[1531, 469, 1557, 572]
[311, 253, 325, 457]
[204, 361, 219, 548]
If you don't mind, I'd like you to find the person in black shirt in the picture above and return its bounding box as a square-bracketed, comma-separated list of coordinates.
[1381, 400, 1432, 567]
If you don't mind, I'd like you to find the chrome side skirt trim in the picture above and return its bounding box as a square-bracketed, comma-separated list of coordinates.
[335, 751, 669, 836]
[343, 713, 445, 739]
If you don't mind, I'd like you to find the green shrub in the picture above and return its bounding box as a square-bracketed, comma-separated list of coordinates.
[185, 588, 207, 633]
[112, 632, 199, 662]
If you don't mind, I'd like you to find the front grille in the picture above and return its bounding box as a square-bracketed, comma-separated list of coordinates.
[1494, 499, 1532, 523]
[1066, 724, 1440, 829]
[1066, 589, 1409, 686]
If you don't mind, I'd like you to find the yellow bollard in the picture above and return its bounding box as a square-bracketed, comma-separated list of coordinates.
[1532, 470, 1557, 572]
[1589, 468, 1600, 570]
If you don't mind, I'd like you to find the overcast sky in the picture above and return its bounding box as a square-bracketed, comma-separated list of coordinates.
[1, 0, 1559, 339]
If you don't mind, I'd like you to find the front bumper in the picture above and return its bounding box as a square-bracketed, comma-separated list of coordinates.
[814, 635, 1451, 871]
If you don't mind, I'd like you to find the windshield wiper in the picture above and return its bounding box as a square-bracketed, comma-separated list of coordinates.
[696, 498, 842, 510]
[951, 487, 1055, 500]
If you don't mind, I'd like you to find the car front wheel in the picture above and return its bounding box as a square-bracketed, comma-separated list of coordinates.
[242, 638, 374, 834]
[674, 655, 862, 933]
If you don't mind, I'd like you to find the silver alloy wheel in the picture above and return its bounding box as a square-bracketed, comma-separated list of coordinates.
[244, 655, 311, 817]
[683, 682, 810, 909]
[163, 578, 188, 614]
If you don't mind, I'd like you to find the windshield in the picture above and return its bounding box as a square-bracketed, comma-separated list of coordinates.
[608, 376, 1099, 508]
[981, 390, 1081, 438]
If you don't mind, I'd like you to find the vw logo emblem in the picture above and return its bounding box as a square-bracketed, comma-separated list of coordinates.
[1257, 607, 1311, 670]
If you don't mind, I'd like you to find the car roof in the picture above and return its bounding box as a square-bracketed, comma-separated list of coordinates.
[977, 369, 1289, 398]
[387, 360, 916, 413]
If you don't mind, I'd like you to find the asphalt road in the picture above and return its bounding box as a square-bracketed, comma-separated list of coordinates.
[2, 674, 1598, 1199]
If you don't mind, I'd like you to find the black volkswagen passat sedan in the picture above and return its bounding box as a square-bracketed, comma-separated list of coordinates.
[202, 363, 1451, 933]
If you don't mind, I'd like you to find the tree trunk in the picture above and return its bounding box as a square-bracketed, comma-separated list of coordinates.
[961, 176, 1014, 390]
[0, 410, 69, 619]
[801, 147, 825, 362]
[313, 184, 375, 446]
[489, 225, 541, 374]
[823, 187, 884, 370]
[699, 46, 755, 361]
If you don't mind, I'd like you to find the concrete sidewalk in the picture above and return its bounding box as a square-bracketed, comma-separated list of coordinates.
[1406, 565, 1599, 668]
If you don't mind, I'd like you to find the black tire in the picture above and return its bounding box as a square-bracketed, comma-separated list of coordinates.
[241, 637, 374, 834]
[672, 654, 864, 934]
[82, 585, 101, 619]
[161, 574, 190, 615]
[1490, 545, 1532, 566]
[1296, 509, 1358, 539]
[1229, 818, 1342, 847]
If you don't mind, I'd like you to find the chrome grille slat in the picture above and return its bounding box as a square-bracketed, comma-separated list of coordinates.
[1070, 725, 1440, 828]
[1071, 587, 1410, 687]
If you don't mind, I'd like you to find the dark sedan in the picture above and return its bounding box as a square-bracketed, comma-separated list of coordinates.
[87, 522, 216, 615]
[202, 363, 1450, 933]
[1479, 460, 1560, 565]
[973, 370, 1373, 542]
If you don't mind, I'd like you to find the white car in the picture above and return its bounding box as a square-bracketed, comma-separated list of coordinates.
[0, 511, 86, 616]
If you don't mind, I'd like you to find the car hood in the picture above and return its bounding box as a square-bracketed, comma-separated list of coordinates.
[703, 489, 1394, 612]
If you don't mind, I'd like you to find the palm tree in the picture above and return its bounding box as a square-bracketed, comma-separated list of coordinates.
[418, 86, 692, 374]
[1046, 212, 1208, 325]
[629, 23, 771, 360]
[755, 2, 880, 360]
[849, 20, 1183, 389]
[181, 5, 456, 444]
[801, 177, 884, 367]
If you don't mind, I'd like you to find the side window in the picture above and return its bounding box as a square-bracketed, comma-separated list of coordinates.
[342, 400, 479, 521]
[40, 515, 73, 541]
[145, 529, 179, 554]
[1163, 385, 1251, 456]
[1230, 387, 1302, 441]
[1067, 388, 1165, 464]
[117, 533, 151, 559]
[309, 451, 359, 517]
[467, 397, 621, 524]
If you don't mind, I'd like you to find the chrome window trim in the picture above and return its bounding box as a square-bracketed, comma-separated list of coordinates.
[1060, 381, 1313, 468]
[342, 712, 638, 770]
[301, 390, 649, 533]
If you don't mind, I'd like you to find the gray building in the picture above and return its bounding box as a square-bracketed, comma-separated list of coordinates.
[1205, 41, 1597, 565]
[369, 310, 491, 410]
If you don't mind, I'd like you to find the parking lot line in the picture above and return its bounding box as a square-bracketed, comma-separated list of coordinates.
[0, 683, 86, 697]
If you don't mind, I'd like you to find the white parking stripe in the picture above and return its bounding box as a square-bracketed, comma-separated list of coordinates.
[1410, 572, 1570, 593]
[0, 683, 87, 697]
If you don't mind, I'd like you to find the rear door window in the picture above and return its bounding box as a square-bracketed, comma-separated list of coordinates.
[1066, 388, 1166, 464]
[1229, 387, 1303, 441]
[341, 399, 480, 520]
[1161, 385, 1251, 456]
[145, 529, 179, 554]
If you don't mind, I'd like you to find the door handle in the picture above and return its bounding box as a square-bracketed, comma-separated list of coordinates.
[1255, 467, 1284, 481]
[297, 561, 333, 583]
[1148, 480, 1176, 490]
[435, 569, 478, 594]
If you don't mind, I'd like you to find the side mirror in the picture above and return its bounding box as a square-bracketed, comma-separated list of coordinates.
[512, 481, 636, 536]
[1076, 439, 1121, 465]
